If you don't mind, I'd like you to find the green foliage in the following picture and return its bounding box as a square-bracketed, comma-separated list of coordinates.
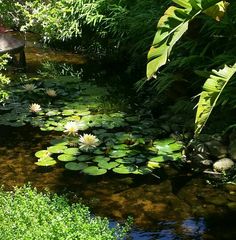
[195, 63, 236, 136]
[145, 0, 236, 135]
[0, 54, 10, 102]
[0, 185, 130, 239]
[0, 0, 31, 29]
[146, 0, 223, 79]
[16, 0, 127, 46]
[0, 0, 170, 72]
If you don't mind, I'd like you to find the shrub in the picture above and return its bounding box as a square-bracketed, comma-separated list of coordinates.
[0, 186, 130, 240]
[0, 0, 171, 70]
[0, 54, 10, 102]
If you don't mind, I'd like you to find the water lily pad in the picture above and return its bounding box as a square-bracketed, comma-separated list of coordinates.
[48, 145, 67, 154]
[82, 166, 107, 175]
[93, 149, 104, 155]
[81, 115, 94, 125]
[110, 150, 128, 158]
[137, 166, 152, 174]
[58, 154, 76, 162]
[135, 155, 147, 164]
[115, 158, 136, 164]
[46, 110, 60, 116]
[149, 156, 166, 162]
[78, 155, 91, 162]
[66, 116, 81, 121]
[49, 138, 69, 146]
[63, 148, 79, 155]
[76, 110, 91, 116]
[76, 121, 89, 130]
[35, 150, 50, 158]
[113, 165, 137, 174]
[62, 109, 74, 116]
[153, 138, 183, 154]
[54, 126, 65, 131]
[65, 162, 88, 171]
[113, 144, 129, 150]
[98, 160, 119, 170]
[35, 158, 57, 166]
[93, 129, 107, 135]
[93, 156, 110, 162]
[153, 138, 175, 147]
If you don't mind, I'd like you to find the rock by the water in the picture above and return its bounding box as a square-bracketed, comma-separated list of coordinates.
[213, 158, 234, 172]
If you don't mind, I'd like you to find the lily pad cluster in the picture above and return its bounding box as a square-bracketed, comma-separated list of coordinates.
[0, 75, 184, 176]
[35, 131, 183, 175]
[0, 76, 111, 128]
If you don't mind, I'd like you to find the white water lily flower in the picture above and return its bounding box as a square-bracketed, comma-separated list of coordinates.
[46, 89, 57, 97]
[64, 121, 79, 135]
[29, 103, 42, 113]
[23, 84, 37, 91]
[79, 134, 99, 151]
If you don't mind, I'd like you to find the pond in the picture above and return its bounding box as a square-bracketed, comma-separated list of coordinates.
[0, 33, 236, 240]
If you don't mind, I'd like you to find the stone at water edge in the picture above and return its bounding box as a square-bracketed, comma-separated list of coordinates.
[213, 158, 234, 172]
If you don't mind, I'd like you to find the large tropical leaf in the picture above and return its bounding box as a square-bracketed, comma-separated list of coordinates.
[146, 0, 224, 79]
[195, 63, 236, 136]
[204, 1, 229, 21]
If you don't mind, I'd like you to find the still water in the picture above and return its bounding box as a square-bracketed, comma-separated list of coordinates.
[0, 33, 236, 240]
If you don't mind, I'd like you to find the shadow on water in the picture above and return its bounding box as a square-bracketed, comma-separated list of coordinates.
[1, 32, 236, 239]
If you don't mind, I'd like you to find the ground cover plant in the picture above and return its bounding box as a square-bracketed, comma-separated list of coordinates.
[0, 185, 130, 240]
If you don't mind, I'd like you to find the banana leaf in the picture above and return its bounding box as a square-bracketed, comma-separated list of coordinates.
[195, 63, 236, 136]
[146, 0, 224, 79]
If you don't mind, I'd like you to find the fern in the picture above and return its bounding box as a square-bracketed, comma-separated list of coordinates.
[195, 63, 236, 136]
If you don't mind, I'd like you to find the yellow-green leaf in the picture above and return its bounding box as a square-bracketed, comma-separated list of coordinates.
[195, 63, 236, 136]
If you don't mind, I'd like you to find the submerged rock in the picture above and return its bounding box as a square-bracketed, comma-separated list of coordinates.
[213, 158, 234, 172]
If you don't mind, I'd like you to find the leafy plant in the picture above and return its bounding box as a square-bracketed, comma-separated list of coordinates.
[146, 0, 236, 135]
[0, 185, 130, 239]
[0, 54, 10, 102]
[195, 63, 236, 135]
[0, 0, 172, 74]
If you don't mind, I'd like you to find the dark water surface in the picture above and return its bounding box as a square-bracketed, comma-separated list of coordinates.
[1, 126, 236, 240]
[0, 33, 236, 240]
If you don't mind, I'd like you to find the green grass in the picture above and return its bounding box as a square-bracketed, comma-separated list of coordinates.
[0, 186, 130, 240]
